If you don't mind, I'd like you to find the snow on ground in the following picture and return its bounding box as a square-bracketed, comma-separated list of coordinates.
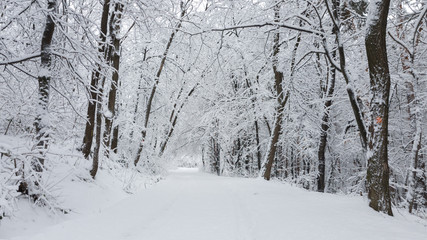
[0, 136, 155, 239]
[0, 162, 130, 238]
[1, 167, 426, 240]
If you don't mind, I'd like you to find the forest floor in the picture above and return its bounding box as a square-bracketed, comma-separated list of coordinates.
[1, 168, 427, 240]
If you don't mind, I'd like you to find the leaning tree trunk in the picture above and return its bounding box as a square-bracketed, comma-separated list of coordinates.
[262, 2, 290, 181]
[365, 0, 393, 216]
[129, 48, 148, 139]
[134, 2, 187, 166]
[104, 0, 124, 155]
[159, 83, 197, 156]
[33, 0, 56, 172]
[81, 0, 110, 159]
[324, 0, 368, 149]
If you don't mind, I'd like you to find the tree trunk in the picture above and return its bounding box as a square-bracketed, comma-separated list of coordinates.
[255, 119, 261, 171]
[365, 0, 393, 216]
[407, 128, 422, 213]
[262, 1, 289, 181]
[244, 71, 261, 172]
[317, 0, 338, 193]
[33, 0, 56, 172]
[111, 125, 119, 154]
[324, 0, 368, 149]
[90, 77, 105, 179]
[88, 0, 111, 178]
[213, 136, 221, 176]
[129, 48, 148, 140]
[317, 61, 336, 192]
[104, 0, 124, 154]
[134, 2, 187, 166]
[403, 4, 426, 213]
[81, 0, 110, 159]
[159, 83, 197, 156]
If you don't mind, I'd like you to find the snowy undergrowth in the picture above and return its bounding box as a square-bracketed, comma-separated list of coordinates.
[0, 135, 165, 239]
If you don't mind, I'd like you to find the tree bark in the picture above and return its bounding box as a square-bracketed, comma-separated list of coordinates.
[402, 3, 426, 213]
[324, 0, 368, 149]
[262, 1, 290, 181]
[90, 76, 105, 179]
[111, 125, 119, 154]
[134, 2, 187, 166]
[81, 0, 110, 159]
[104, 0, 124, 154]
[212, 135, 221, 176]
[129, 48, 148, 140]
[255, 119, 261, 171]
[88, 0, 111, 178]
[317, 61, 336, 192]
[159, 83, 197, 156]
[244, 71, 262, 172]
[33, 0, 56, 172]
[365, 0, 393, 216]
[317, 0, 339, 193]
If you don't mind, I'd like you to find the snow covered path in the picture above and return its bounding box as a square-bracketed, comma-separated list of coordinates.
[6, 168, 427, 240]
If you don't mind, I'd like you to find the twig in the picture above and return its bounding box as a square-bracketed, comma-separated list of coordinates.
[0, 53, 41, 66]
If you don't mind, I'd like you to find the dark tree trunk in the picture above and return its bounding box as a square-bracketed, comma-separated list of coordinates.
[111, 125, 119, 154]
[33, 0, 56, 171]
[90, 77, 105, 179]
[81, 0, 110, 159]
[255, 120, 261, 170]
[324, 0, 368, 149]
[129, 48, 148, 140]
[243, 71, 261, 172]
[317, 0, 338, 193]
[134, 3, 187, 166]
[317, 62, 336, 192]
[213, 136, 221, 176]
[81, 74, 98, 158]
[159, 84, 197, 156]
[87, 0, 111, 178]
[365, 0, 393, 216]
[104, 0, 124, 154]
[396, 3, 426, 213]
[263, 116, 271, 136]
[263, 2, 289, 181]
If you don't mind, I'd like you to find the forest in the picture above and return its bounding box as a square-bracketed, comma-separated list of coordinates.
[0, 0, 427, 237]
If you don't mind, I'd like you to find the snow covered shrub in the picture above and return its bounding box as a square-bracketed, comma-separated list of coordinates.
[0, 167, 19, 220]
[0, 139, 65, 220]
[0, 150, 20, 220]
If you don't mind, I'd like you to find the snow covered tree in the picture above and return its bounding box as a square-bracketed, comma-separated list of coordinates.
[33, 0, 57, 172]
[365, 0, 393, 216]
